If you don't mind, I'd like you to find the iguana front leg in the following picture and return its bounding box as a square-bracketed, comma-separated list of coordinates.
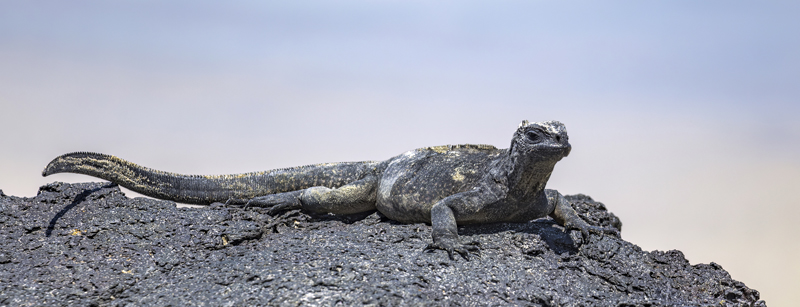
[427, 203, 479, 260]
[426, 185, 505, 260]
[229, 175, 379, 215]
[546, 189, 617, 239]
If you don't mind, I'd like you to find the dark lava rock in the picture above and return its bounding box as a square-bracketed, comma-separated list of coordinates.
[0, 182, 765, 306]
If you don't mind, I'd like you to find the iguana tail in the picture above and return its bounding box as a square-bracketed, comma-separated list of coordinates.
[42, 152, 381, 205]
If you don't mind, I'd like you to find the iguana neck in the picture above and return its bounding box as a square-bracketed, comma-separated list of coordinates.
[491, 150, 557, 199]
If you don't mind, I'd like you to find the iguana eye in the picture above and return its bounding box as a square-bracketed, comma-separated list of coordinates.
[526, 131, 541, 143]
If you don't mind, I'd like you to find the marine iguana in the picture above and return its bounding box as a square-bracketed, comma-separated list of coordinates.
[43, 120, 615, 259]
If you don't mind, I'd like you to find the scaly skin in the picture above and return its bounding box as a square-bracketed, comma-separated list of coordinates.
[43, 120, 616, 259]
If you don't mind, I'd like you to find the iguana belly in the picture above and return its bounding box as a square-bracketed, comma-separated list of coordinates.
[375, 147, 497, 223]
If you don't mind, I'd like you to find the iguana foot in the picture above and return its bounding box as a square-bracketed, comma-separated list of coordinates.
[226, 191, 303, 215]
[425, 236, 480, 260]
[548, 190, 620, 240]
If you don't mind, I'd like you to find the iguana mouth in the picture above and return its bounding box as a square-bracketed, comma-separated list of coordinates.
[536, 144, 571, 159]
[524, 140, 571, 158]
[560, 144, 572, 157]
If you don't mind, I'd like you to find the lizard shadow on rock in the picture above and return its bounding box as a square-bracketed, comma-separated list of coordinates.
[458, 219, 580, 255]
[303, 210, 579, 256]
[262, 208, 577, 255]
[306, 210, 381, 224]
[45, 183, 116, 237]
[300, 209, 579, 255]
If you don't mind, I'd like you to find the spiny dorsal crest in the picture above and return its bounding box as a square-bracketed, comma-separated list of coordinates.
[422, 144, 498, 154]
[517, 120, 567, 136]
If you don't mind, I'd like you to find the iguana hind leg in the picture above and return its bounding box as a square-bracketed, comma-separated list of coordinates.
[232, 175, 379, 215]
[231, 191, 303, 214]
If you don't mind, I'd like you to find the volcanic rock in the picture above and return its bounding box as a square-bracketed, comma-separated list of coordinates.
[0, 182, 765, 306]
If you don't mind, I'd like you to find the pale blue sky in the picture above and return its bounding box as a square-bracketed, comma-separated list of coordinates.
[2, 1, 798, 304]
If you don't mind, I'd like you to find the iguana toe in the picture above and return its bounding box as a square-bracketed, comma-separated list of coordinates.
[266, 202, 302, 215]
[426, 239, 480, 260]
[226, 194, 302, 214]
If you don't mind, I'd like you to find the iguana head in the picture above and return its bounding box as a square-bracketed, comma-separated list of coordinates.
[511, 120, 571, 161]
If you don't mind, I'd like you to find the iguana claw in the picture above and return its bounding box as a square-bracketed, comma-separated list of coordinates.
[425, 239, 480, 260]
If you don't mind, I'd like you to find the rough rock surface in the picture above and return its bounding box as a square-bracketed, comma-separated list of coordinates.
[0, 182, 765, 306]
